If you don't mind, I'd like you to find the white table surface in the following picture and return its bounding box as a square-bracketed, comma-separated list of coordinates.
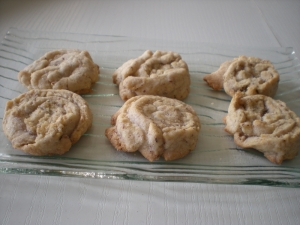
[1, 0, 300, 224]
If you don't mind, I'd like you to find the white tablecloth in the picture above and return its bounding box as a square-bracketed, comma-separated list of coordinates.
[1, 0, 300, 224]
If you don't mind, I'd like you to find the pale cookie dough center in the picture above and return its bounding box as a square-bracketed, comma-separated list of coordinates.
[150, 105, 183, 127]
[24, 98, 80, 139]
[142, 101, 192, 130]
[240, 98, 297, 138]
[234, 62, 272, 86]
[149, 63, 172, 77]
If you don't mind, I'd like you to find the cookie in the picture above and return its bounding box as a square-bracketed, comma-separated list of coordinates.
[203, 60, 232, 91]
[112, 50, 190, 101]
[224, 92, 300, 164]
[105, 95, 201, 161]
[2, 89, 93, 156]
[18, 49, 100, 94]
[203, 56, 279, 97]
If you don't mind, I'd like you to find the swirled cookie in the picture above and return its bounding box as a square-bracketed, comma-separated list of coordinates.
[18, 49, 100, 94]
[2, 89, 92, 156]
[112, 50, 190, 101]
[105, 95, 201, 161]
[203, 56, 279, 97]
[224, 92, 300, 164]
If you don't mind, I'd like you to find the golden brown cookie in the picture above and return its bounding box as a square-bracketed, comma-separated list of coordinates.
[112, 50, 190, 101]
[18, 49, 100, 94]
[105, 95, 201, 161]
[2, 89, 93, 156]
[203, 60, 232, 91]
[224, 92, 300, 164]
[203, 56, 279, 97]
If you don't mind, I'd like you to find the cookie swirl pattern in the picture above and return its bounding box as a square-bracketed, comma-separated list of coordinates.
[204, 56, 279, 97]
[105, 95, 201, 161]
[18, 49, 100, 94]
[224, 92, 300, 164]
[112, 50, 190, 101]
[2, 89, 92, 156]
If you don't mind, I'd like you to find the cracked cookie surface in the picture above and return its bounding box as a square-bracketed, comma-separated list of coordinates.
[224, 92, 300, 164]
[105, 95, 201, 161]
[112, 50, 190, 101]
[203, 56, 279, 97]
[2, 89, 92, 156]
[18, 49, 100, 94]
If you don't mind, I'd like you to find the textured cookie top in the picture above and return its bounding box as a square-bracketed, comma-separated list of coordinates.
[18, 49, 100, 94]
[223, 56, 279, 97]
[224, 92, 300, 164]
[203, 56, 279, 97]
[2, 89, 92, 156]
[105, 95, 201, 161]
[112, 50, 190, 101]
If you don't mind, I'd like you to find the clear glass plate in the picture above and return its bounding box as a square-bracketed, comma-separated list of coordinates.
[1, 28, 299, 187]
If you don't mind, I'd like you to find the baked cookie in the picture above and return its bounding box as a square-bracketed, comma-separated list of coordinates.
[18, 49, 100, 94]
[2, 89, 93, 156]
[224, 92, 300, 164]
[105, 95, 201, 161]
[112, 50, 190, 101]
[203, 56, 279, 97]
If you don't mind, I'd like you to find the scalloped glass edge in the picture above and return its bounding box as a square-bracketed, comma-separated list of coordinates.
[0, 28, 300, 187]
